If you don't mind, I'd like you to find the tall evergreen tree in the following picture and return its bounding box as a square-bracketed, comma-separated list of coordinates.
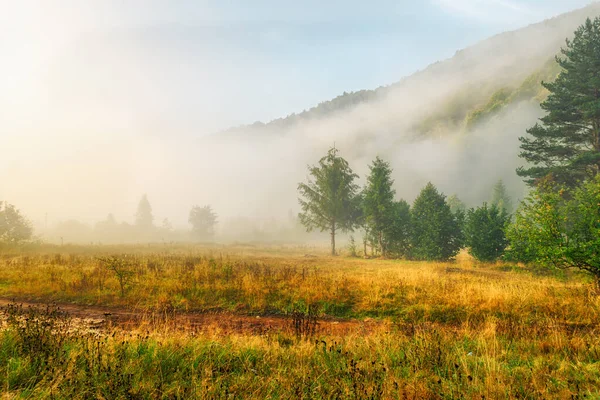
[410, 183, 461, 261]
[134, 194, 154, 230]
[490, 180, 513, 214]
[298, 147, 360, 256]
[517, 17, 600, 187]
[363, 157, 396, 257]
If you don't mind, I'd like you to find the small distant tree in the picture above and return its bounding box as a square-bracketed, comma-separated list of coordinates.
[410, 183, 462, 261]
[465, 203, 510, 262]
[189, 205, 218, 239]
[98, 256, 134, 297]
[363, 157, 396, 257]
[0, 202, 33, 243]
[298, 147, 360, 256]
[506, 177, 600, 288]
[490, 180, 513, 214]
[447, 195, 466, 215]
[385, 200, 412, 258]
[134, 195, 154, 230]
[347, 236, 359, 257]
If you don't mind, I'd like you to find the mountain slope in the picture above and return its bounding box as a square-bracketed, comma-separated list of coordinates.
[220, 3, 600, 140]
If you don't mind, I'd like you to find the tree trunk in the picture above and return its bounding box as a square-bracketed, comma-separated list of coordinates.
[378, 230, 385, 258]
[330, 221, 336, 256]
[594, 89, 600, 175]
[363, 238, 368, 258]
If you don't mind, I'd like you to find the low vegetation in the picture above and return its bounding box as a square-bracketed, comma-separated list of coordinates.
[0, 245, 599, 398]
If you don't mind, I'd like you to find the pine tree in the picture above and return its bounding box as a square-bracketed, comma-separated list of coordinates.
[410, 183, 461, 261]
[134, 195, 154, 230]
[362, 157, 396, 257]
[465, 203, 510, 262]
[517, 17, 600, 187]
[490, 180, 513, 214]
[298, 147, 360, 256]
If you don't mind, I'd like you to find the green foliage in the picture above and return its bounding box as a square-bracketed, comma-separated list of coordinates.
[347, 236, 359, 257]
[464, 87, 513, 130]
[506, 177, 600, 284]
[385, 200, 412, 258]
[447, 195, 466, 215]
[518, 17, 600, 187]
[490, 180, 514, 214]
[362, 157, 396, 257]
[513, 58, 562, 102]
[98, 256, 136, 297]
[188, 205, 218, 239]
[298, 147, 360, 256]
[0, 202, 33, 243]
[410, 183, 462, 261]
[465, 203, 510, 262]
[134, 194, 154, 230]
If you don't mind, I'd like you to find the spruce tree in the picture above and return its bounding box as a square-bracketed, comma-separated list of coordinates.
[134, 194, 154, 230]
[410, 183, 461, 261]
[490, 180, 513, 214]
[298, 147, 360, 256]
[465, 203, 510, 262]
[363, 157, 396, 257]
[518, 17, 600, 187]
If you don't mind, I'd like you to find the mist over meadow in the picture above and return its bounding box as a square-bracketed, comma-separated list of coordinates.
[2, 1, 599, 243]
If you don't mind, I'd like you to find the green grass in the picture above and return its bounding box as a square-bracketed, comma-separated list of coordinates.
[0, 244, 598, 398]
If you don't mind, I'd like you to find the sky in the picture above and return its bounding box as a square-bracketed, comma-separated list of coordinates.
[0, 0, 595, 130]
[0, 0, 598, 231]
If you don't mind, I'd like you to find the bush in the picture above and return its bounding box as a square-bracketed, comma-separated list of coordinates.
[506, 177, 600, 287]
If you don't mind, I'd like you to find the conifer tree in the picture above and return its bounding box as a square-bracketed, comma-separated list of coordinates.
[134, 194, 154, 230]
[518, 17, 600, 187]
[189, 205, 218, 239]
[385, 200, 412, 258]
[410, 183, 461, 261]
[363, 157, 396, 257]
[465, 203, 510, 262]
[447, 195, 466, 215]
[298, 147, 360, 256]
[490, 180, 513, 214]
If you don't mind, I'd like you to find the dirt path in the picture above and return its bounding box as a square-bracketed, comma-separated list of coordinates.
[0, 298, 384, 336]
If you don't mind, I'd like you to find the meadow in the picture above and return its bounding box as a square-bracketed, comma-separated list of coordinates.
[0, 243, 598, 399]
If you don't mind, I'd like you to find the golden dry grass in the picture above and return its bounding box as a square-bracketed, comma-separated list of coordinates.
[0, 244, 598, 398]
